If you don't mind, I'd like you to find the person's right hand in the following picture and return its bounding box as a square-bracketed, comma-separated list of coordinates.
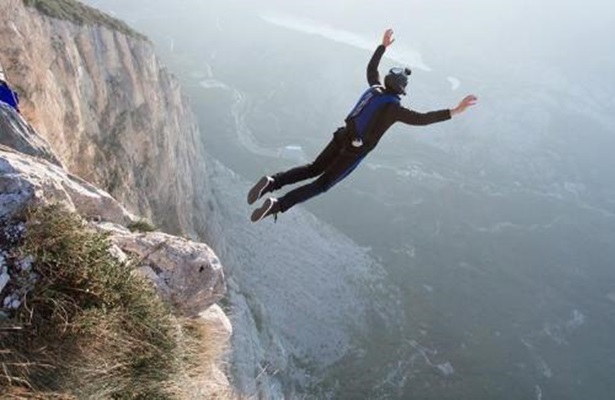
[382, 29, 395, 48]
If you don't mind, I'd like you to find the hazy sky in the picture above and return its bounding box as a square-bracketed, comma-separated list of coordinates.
[232, 0, 615, 77]
[86, 0, 615, 79]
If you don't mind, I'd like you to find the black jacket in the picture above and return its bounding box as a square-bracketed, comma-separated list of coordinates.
[339, 45, 451, 152]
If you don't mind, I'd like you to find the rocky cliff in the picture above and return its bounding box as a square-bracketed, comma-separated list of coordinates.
[0, 102, 226, 317]
[0, 102, 231, 397]
[0, 1, 233, 397]
[0, 0, 208, 236]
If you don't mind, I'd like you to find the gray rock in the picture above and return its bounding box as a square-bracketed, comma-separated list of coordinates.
[19, 255, 34, 271]
[0, 102, 62, 166]
[109, 230, 226, 316]
[0, 146, 136, 224]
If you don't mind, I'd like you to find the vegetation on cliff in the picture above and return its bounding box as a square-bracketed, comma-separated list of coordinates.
[127, 218, 158, 233]
[22, 0, 147, 40]
[0, 205, 231, 399]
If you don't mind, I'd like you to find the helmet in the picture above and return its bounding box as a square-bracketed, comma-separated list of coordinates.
[384, 67, 411, 95]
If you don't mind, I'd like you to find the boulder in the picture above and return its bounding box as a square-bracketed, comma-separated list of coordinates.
[109, 228, 226, 316]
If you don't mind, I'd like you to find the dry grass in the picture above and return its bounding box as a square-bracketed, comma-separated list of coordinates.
[169, 317, 237, 400]
[0, 205, 236, 399]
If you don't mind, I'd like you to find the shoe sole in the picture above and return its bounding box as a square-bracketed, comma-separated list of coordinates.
[251, 199, 276, 222]
[247, 176, 272, 205]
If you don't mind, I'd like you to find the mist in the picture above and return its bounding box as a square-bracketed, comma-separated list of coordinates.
[236, 0, 615, 73]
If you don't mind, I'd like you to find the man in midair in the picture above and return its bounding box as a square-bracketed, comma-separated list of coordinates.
[248, 28, 477, 222]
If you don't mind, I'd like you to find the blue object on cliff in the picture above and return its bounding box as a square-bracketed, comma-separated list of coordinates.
[0, 81, 20, 113]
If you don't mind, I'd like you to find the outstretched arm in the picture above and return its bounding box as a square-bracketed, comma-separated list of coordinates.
[367, 29, 396, 86]
[450, 95, 478, 116]
[395, 95, 478, 126]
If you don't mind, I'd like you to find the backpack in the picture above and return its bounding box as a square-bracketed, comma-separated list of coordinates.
[345, 85, 400, 147]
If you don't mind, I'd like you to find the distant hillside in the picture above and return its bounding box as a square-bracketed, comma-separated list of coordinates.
[22, 0, 146, 39]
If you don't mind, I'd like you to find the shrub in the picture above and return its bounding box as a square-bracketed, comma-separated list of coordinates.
[127, 219, 157, 233]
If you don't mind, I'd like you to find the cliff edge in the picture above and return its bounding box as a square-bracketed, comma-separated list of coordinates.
[1, 0, 209, 236]
[0, 98, 231, 398]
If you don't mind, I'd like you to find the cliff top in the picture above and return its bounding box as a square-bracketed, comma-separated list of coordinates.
[22, 0, 148, 40]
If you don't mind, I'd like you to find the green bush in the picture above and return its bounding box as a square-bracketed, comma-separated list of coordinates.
[128, 219, 157, 233]
[22, 0, 147, 40]
[0, 205, 177, 398]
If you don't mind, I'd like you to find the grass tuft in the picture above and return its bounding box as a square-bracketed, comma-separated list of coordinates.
[0, 205, 234, 399]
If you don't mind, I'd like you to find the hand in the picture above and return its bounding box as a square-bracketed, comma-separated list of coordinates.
[451, 95, 478, 116]
[382, 29, 395, 48]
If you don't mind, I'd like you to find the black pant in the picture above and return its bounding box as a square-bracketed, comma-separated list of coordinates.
[272, 133, 365, 212]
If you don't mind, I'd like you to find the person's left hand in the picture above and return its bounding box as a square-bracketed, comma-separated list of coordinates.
[451, 95, 478, 115]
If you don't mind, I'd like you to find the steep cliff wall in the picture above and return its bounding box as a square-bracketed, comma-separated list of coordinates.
[0, 0, 208, 235]
[0, 2, 234, 396]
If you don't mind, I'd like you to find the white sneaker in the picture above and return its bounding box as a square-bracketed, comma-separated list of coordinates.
[247, 176, 275, 205]
[250, 198, 280, 222]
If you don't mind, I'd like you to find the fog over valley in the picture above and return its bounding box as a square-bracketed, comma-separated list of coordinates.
[84, 1, 615, 399]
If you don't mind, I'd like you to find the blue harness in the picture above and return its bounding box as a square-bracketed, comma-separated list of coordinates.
[345, 86, 400, 147]
[323, 87, 400, 190]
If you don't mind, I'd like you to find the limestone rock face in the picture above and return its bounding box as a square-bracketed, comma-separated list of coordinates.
[0, 102, 62, 166]
[0, 0, 209, 236]
[0, 144, 134, 225]
[108, 226, 226, 317]
[0, 5, 232, 395]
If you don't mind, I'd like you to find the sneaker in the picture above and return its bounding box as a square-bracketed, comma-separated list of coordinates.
[247, 176, 275, 205]
[251, 198, 280, 222]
